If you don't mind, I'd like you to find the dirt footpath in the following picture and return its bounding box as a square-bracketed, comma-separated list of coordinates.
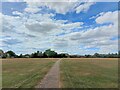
[35, 59, 61, 88]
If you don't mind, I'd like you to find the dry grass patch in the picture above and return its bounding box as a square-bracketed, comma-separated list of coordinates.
[60, 58, 118, 88]
[2, 58, 57, 88]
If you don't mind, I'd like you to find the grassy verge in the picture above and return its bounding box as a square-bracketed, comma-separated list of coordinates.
[60, 58, 118, 88]
[2, 58, 57, 88]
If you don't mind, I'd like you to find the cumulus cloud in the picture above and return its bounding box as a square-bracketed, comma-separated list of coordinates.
[1, 10, 84, 54]
[24, 2, 76, 14]
[53, 39, 68, 48]
[2, 0, 120, 2]
[0, 13, 3, 33]
[25, 22, 58, 33]
[95, 11, 118, 24]
[24, 0, 95, 14]
[25, 20, 83, 36]
[65, 24, 117, 41]
[12, 11, 22, 16]
[61, 22, 83, 29]
[24, 12, 83, 35]
[3, 39, 22, 45]
[76, 2, 95, 13]
[53, 10, 118, 54]
[1, 2, 118, 54]
[24, 7, 40, 13]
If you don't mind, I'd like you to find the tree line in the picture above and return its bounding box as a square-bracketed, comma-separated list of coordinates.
[0, 49, 120, 58]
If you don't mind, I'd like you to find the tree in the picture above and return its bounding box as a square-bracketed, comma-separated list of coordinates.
[58, 53, 69, 58]
[118, 51, 120, 58]
[24, 54, 30, 58]
[43, 49, 57, 58]
[19, 54, 23, 58]
[93, 53, 100, 58]
[31, 52, 37, 58]
[17, 54, 24, 58]
[0, 49, 4, 58]
[36, 51, 43, 57]
[6, 51, 16, 58]
[30, 51, 43, 58]
[85, 54, 91, 58]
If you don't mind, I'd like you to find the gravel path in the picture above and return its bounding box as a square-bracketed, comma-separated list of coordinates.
[35, 59, 61, 88]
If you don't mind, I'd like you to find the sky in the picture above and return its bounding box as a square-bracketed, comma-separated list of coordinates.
[0, 0, 119, 55]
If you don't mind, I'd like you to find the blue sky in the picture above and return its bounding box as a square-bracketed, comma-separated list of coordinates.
[0, 1, 119, 55]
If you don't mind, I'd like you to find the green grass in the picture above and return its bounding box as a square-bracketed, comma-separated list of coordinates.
[60, 58, 118, 88]
[2, 58, 57, 88]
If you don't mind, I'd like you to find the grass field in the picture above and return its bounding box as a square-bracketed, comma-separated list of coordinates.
[60, 58, 118, 88]
[2, 58, 118, 88]
[2, 58, 57, 88]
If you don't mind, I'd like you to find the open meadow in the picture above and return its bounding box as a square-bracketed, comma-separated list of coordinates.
[2, 58, 118, 88]
[2, 58, 57, 88]
[60, 58, 118, 88]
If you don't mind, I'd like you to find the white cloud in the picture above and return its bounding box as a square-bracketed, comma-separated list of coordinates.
[25, 22, 59, 34]
[62, 22, 83, 29]
[2, 0, 120, 2]
[24, 7, 40, 13]
[76, 2, 95, 13]
[25, 18, 83, 35]
[24, 13, 83, 35]
[1, 10, 84, 54]
[1, 1, 118, 55]
[24, 1, 76, 14]
[52, 10, 118, 54]
[42, 2, 77, 14]
[95, 11, 118, 24]
[12, 11, 22, 16]
[24, 1, 95, 14]
[0, 13, 2, 32]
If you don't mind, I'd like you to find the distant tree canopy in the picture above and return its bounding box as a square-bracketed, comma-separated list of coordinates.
[6, 51, 17, 58]
[31, 51, 43, 58]
[44, 49, 57, 58]
[0, 49, 4, 58]
[58, 53, 69, 58]
[18, 54, 23, 58]
[0, 49, 120, 58]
